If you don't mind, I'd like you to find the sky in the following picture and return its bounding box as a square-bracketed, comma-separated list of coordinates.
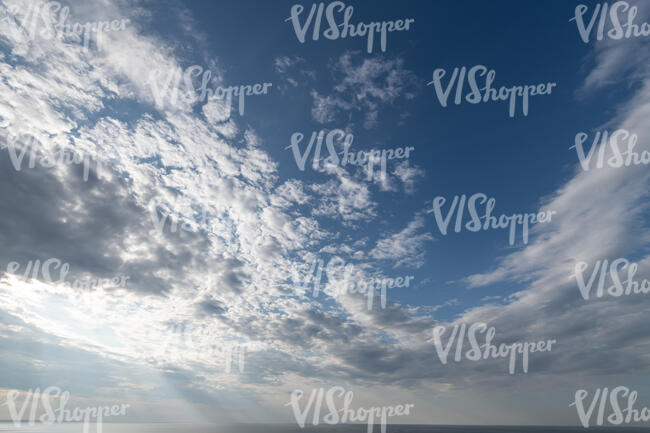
[0, 0, 649, 428]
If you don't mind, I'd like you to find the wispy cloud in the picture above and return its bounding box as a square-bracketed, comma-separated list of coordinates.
[310, 52, 419, 129]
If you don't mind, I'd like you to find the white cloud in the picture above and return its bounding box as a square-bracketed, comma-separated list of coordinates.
[370, 214, 433, 268]
[309, 52, 418, 129]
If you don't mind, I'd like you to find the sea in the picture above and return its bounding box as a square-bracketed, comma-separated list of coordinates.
[1, 424, 650, 433]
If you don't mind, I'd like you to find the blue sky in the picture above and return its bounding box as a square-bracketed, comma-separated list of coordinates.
[0, 0, 649, 428]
